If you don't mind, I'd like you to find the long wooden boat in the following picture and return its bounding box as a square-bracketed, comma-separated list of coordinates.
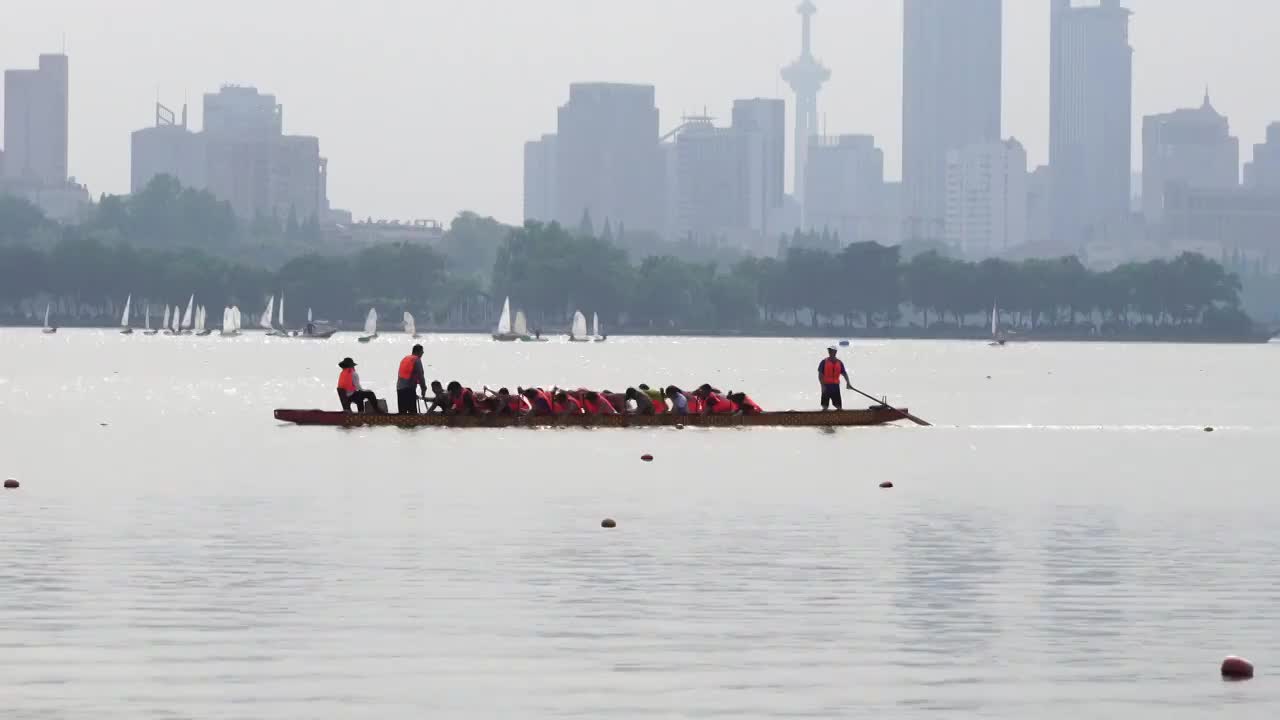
[273, 406, 910, 429]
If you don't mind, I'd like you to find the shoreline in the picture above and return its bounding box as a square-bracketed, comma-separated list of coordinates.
[5, 324, 1274, 345]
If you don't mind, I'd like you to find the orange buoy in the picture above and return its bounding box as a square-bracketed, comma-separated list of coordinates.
[1221, 656, 1254, 680]
[4, 479, 18, 489]
[601, 518, 617, 528]
[641, 454, 654, 462]
[879, 481, 893, 489]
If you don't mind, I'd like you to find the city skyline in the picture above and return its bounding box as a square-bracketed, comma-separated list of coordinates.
[3, 0, 1280, 224]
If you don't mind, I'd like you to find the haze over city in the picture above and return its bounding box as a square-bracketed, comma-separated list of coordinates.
[4, 0, 1279, 223]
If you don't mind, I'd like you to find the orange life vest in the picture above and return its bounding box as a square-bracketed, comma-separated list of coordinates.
[452, 387, 475, 412]
[398, 355, 418, 381]
[337, 368, 357, 393]
[821, 358, 845, 385]
[531, 389, 555, 415]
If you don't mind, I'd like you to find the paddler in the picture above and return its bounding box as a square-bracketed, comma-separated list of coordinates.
[665, 386, 690, 415]
[552, 390, 583, 416]
[639, 384, 668, 413]
[704, 389, 738, 415]
[625, 387, 656, 415]
[521, 387, 555, 416]
[336, 357, 380, 413]
[728, 392, 763, 415]
[818, 346, 854, 411]
[395, 344, 428, 414]
[423, 380, 449, 414]
[445, 381, 478, 415]
[582, 390, 618, 415]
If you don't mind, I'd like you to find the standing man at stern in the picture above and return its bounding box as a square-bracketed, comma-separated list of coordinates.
[396, 344, 428, 414]
[818, 346, 854, 411]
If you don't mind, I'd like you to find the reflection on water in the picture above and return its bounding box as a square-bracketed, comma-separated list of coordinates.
[1, 330, 1278, 717]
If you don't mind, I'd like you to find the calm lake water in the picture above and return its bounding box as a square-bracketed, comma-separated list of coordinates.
[1, 329, 1277, 718]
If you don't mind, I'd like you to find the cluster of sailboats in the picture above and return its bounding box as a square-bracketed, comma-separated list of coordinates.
[492, 297, 606, 342]
[107, 292, 336, 339]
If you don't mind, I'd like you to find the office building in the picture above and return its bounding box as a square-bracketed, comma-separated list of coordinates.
[1049, 0, 1134, 244]
[672, 116, 764, 244]
[3, 53, 68, 185]
[554, 83, 663, 234]
[130, 85, 329, 223]
[731, 98, 786, 230]
[1244, 122, 1280, 191]
[944, 139, 1028, 257]
[523, 134, 558, 222]
[902, 0, 1002, 237]
[804, 134, 886, 245]
[1142, 93, 1240, 223]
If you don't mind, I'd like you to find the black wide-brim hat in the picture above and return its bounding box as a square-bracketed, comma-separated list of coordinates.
[338, 357, 357, 369]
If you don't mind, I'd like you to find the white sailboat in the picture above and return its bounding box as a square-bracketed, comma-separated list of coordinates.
[493, 297, 519, 341]
[41, 303, 57, 334]
[221, 306, 238, 336]
[195, 305, 213, 336]
[990, 301, 1005, 346]
[569, 310, 589, 342]
[403, 311, 419, 338]
[169, 305, 181, 335]
[144, 304, 158, 335]
[233, 306, 242, 332]
[120, 295, 133, 335]
[259, 296, 274, 331]
[161, 305, 171, 334]
[181, 295, 195, 334]
[358, 308, 378, 343]
[592, 312, 606, 342]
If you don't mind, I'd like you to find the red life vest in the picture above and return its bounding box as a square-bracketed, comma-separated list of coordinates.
[397, 355, 418, 381]
[337, 368, 356, 393]
[553, 396, 582, 415]
[821, 358, 845, 385]
[686, 395, 704, 414]
[583, 395, 616, 415]
[651, 397, 667, 414]
[533, 389, 555, 414]
[738, 396, 763, 415]
[452, 388, 475, 412]
[506, 396, 526, 413]
[707, 394, 738, 414]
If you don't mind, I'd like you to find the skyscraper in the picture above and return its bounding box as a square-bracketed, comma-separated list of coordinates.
[554, 83, 663, 234]
[673, 115, 765, 245]
[1142, 93, 1240, 224]
[902, 0, 1002, 241]
[1049, 0, 1133, 244]
[731, 99, 785, 210]
[3, 53, 69, 185]
[781, 1, 830, 211]
[1244, 123, 1280, 191]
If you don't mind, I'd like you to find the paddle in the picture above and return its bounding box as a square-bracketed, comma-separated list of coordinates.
[846, 385, 931, 427]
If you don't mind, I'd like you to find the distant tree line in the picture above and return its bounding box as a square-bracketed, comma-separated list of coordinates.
[0, 181, 1257, 337]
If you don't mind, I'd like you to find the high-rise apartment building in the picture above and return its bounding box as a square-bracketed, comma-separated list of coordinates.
[945, 139, 1028, 257]
[804, 134, 886, 245]
[3, 53, 69, 186]
[902, 0, 1002, 239]
[1142, 93, 1240, 224]
[131, 103, 206, 193]
[1049, 0, 1133, 243]
[554, 83, 662, 234]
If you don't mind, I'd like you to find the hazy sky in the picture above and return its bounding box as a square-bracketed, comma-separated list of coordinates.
[3, 0, 1278, 225]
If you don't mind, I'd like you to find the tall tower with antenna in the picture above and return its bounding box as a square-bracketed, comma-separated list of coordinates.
[781, 0, 830, 212]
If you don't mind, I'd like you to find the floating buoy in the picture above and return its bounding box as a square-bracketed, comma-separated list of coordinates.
[641, 454, 654, 462]
[1204, 427, 1215, 433]
[601, 518, 616, 528]
[4, 479, 18, 489]
[879, 481, 894, 489]
[675, 424, 685, 430]
[1221, 656, 1254, 680]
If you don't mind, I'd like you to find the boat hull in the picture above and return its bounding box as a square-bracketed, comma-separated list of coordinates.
[273, 407, 911, 429]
